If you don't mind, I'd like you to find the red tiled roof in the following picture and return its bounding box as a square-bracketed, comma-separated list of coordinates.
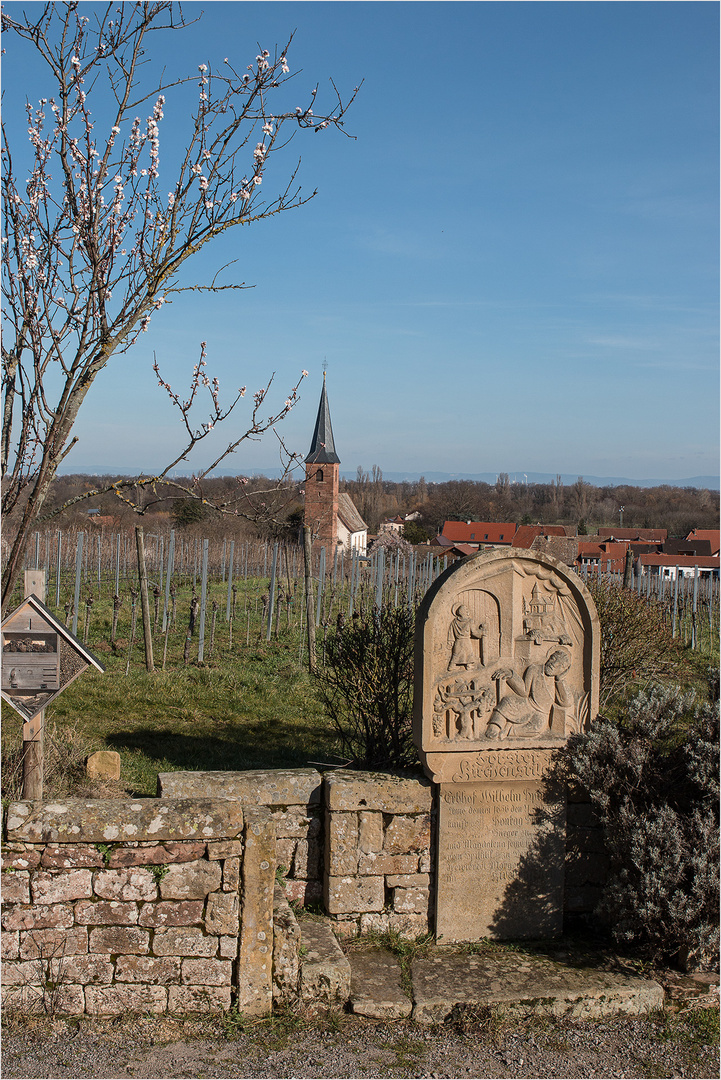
[598, 527, 667, 542]
[441, 521, 517, 545]
[512, 525, 567, 549]
[686, 529, 720, 555]
[638, 553, 720, 570]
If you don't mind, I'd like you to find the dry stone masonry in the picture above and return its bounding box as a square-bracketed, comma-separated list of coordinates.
[413, 550, 600, 942]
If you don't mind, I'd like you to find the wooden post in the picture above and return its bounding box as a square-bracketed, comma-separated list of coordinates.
[135, 526, 154, 673]
[22, 570, 46, 800]
[303, 526, 316, 672]
[198, 539, 209, 661]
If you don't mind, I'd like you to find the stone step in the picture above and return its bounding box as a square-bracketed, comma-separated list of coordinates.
[298, 918, 351, 1007]
[410, 948, 665, 1025]
[347, 947, 413, 1019]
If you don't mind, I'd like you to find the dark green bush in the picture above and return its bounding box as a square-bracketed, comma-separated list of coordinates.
[314, 605, 417, 770]
[561, 684, 719, 968]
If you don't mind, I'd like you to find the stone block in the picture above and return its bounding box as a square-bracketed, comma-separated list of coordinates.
[325, 811, 359, 875]
[299, 919, 351, 1005]
[222, 857, 240, 892]
[2, 983, 85, 1016]
[158, 768, 322, 806]
[419, 851, 432, 873]
[325, 770, 432, 814]
[115, 955, 181, 983]
[2, 850, 41, 870]
[2, 903, 73, 931]
[565, 852, 609, 886]
[205, 891, 239, 935]
[181, 957, 232, 985]
[219, 936, 236, 958]
[74, 900, 139, 925]
[94, 868, 156, 902]
[108, 842, 206, 868]
[329, 916, 360, 939]
[566, 827, 607, 856]
[358, 811, 383, 854]
[237, 807, 275, 1017]
[359, 912, 428, 939]
[2, 870, 30, 904]
[137, 900, 203, 928]
[272, 885, 300, 1007]
[19, 927, 88, 959]
[206, 840, 243, 860]
[393, 886, 430, 914]
[276, 838, 297, 873]
[325, 875, 384, 915]
[85, 984, 167, 1015]
[168, 985, 232, 1013]
[386, 873, 430, 888]
[5, 798, 243, 844]
[271, 810, 321, 839]
[40, 845, 103, 869]
[2, 931, 20, 960]
[383, 814, 431, 854]
[152, 927, 218, 957]
[283, 879, 323, 906]
[88, 926, 149, 954]
[86, 751, 121, 781]
[159, 860, 222, 900]
[292, 838, 321, 880]
[51, 954, 114, 985]
[31, 869, 93, 904]
[347, 946, 412, 1019]
[357, 853, 419, 876]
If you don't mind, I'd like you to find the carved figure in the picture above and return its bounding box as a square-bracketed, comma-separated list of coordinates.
[432, 678, 495, 740]
[447, 604, 485, 670]
[485, 649, 572, 740]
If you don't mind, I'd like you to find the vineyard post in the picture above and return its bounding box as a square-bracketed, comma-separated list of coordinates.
[197, 539, 209, 662]
[135, 526, 155, 673]
[72, 533, 83, 637]
[21, 570, 46, 800]
[302, 526, 316, 672]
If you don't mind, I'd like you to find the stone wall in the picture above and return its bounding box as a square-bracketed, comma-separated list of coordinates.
[1, 798, 275, 1017]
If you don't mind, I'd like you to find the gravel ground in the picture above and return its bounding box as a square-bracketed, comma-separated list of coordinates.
[2, 1005, 718, 1080]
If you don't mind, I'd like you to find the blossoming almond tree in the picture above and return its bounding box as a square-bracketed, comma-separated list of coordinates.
[1, 2, 358, 609]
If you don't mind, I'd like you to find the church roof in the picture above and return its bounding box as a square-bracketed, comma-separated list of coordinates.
[305, 376, 340, 464]
[338, 493, 367, 534]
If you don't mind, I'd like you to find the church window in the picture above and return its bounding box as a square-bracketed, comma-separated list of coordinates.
[317, 469, 324, 482]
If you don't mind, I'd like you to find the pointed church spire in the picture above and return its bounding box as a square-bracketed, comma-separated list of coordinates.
[305, 373, 341, 464]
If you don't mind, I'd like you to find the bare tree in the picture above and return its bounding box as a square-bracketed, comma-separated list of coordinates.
[1, 2, 359, 609]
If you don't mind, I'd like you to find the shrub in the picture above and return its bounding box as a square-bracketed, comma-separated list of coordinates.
[586, 576, 684, 710]
[314, 604, 417, 770]
[560, 684, 719, 968]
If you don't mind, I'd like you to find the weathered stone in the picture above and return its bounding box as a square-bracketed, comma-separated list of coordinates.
[5, 798, 243, 844]
[2, 870, 30, 904]
[292, 838, 321, 880]
[86, 750, 121, 781]
[108, 842, 206, 868]
[115, 955, 181, 983]
[419, 851, 432, 873]
[410, 950, 663, 1025]
[357, 853, 419, 876]
[2, 849, 41, 870]
[158, 768, 322, 806]
[206, 840, 243, 860]
[168, 985, 232, 1013]
[49, 954, 114, 985]
[358, 811, 383, 854]
[94, 867, 156, 902]
[1, 931, 19, 960]
[159, 860, 222, 900]
[237, 807, 275, 1017]
[152, 927, 218, 957]
[325, 811, 359, 875]
[205, 893, 239, 938]
[88, 926, 149, 954]
[219, 936, 236, 958]
[359, 912, 429, 939]
[181, 957, 232, 985]
[2, 903, 73, 931]
[85, 985, 167, 1015]
[325, 875, 384, 915]
[276, 838, 297, 873]
[330, 916, 360, 939]
[383, 814, 431, 854]
[2, 959, 42, 985]
[74, 900, 139, 925]
[348, 947, 412, 1019]
[299, 919, 351, 1005]
[283, 879, 323, 906]
[19, 927, 88, 959]
[393, 886, 430, 914]
[222, 856, 240, 892]
[325, 770, 432, 814]
[40, 844, 104, 868]
[32, 869, 93, 904]
[386, 873, 430, 888]
[2, 983, 85, 1016]
[271, 810, 322, 839]
[272, 885, 300, 1007]
[137, 900, 203, 928]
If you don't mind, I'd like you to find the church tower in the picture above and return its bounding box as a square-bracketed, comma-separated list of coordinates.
[304, 374, 340, 549]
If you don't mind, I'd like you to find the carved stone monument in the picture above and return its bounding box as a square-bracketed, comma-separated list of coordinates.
[413, 549, 599, 942]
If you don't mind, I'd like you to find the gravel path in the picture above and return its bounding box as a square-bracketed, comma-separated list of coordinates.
[2, 1007, 718, 1079]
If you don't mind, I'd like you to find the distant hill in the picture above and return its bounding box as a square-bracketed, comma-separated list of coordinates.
[58, 465, 720, 491]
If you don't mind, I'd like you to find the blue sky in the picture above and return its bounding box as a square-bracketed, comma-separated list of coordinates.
[4, 1, 719, 482]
